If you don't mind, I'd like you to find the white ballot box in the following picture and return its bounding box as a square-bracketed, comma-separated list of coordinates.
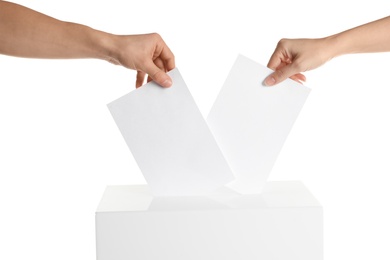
[95, 181, 323, 260]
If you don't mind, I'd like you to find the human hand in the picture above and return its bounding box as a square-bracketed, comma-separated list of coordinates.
[264, 38, 334, 86]
[107, 33, 175, 88]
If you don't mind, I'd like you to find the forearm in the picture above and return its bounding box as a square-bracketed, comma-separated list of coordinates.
[327, 16, 390, 57]
[0, 1, 114, 60]
[0, 1, 175, 87]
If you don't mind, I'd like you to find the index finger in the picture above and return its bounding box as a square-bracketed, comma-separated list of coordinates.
[267, 48, 284, 70]
[159, 43, 175, 71]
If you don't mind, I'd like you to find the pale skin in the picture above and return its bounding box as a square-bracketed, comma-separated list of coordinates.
[264, 16, 390, 86]
[0, 0, 175, 88]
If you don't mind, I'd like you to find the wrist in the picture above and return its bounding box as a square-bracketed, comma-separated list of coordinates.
[325, 31, 355, 59]
[88, 27, 119, 63]
[320, 35, 340, 60]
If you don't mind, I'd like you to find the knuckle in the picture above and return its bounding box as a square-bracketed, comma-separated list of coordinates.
[168, 55, 175, 64]
[151, 69, 162, 79]
[277, 38, 290, 49]
[275, 69, 285, 79]
[277, 38, 286, 46]
[150, 32, 161, 39]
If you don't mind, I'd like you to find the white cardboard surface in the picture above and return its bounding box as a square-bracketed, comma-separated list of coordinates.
[96, 181, 322, 212]
[207, 55, 311, 194]
[108, 68, 234, 196]
[96, 181, 323, 260]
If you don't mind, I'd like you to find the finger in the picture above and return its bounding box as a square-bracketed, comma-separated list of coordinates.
[159, 43, 175, 71]
[264, 63, 300, 86]
[290, 75, 300, 82]
[290, 75, 304, 84]
[294, 73, 306, 82]
[154, 57, 166, 72]
[148, 57, 165, 83]
[136, 70, 146, 88]
[266, 72, 306, 86]
[289, 73, 306, 82]
[142, 60, 172, 88]
[267, 48, 284, 70]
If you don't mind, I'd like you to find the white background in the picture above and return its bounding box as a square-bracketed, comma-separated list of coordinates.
[1, 0, 390, 259]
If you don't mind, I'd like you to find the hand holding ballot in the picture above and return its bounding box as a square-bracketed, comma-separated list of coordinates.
[0, 0, 175, 88]
[265, 16, 390, 86]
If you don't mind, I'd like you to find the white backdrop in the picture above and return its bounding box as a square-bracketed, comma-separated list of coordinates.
[1, 0, 390, 259]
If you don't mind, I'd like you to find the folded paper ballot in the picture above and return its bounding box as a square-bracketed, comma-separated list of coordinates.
[207, 55, 311, 194]
[108, 55, 310, 196]
[108, 68, 234, 196]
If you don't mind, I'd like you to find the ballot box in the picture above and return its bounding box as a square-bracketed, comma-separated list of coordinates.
[95, 181, 323, 260]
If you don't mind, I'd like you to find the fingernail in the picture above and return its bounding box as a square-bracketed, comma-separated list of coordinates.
[161, 79, 172, 88]
[264, 76, 276, 86]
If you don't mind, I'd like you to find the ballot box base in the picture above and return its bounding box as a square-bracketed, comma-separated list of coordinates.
[95, 181, 323, 260]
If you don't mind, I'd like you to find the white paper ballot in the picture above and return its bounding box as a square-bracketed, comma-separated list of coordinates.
[207, 55, 311, 194]
[108, 68, 234, 196]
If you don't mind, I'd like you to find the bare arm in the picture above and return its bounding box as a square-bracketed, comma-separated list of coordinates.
[265, 16, 390, 86]
[0, 1, 175, 88]
[332, 16, 390, 55]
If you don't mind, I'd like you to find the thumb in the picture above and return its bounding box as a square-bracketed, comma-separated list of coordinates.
[264, 63, 300, 86]
[143, 61, 172, 88]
